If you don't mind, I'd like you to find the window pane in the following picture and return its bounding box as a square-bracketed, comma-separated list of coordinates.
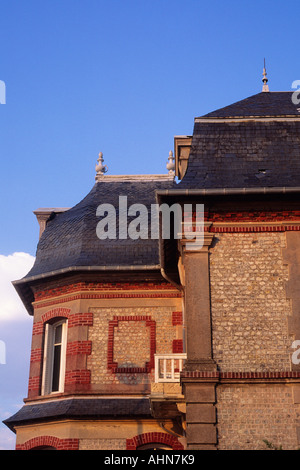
[52, 344, 61, 392]
[54, 324, 62, 344]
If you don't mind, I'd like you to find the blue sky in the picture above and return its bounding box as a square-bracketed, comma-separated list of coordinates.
[0, 0, 299, 449]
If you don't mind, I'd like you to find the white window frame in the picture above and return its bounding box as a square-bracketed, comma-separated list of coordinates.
[41, 319, 68, 395]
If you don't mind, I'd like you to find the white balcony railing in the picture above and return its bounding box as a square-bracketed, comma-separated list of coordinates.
[154, 354, 187, 383]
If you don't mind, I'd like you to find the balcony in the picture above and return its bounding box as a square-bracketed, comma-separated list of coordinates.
[150, 354, 187, 420]
[154, 354, 187, 383]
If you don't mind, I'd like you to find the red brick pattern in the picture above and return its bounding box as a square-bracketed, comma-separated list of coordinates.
[208, 210, 300, 223]
[16, 436, 79, 450]
[68, 313, 93, 327]
[28, 311, 94, 396]
[30, 348, 43, 363]
[172, 311, 183, 325]
[65, 370, 91, 385]
[172, 339, 183, 353]
[126, 432, 184, 450]
[182, 210, 300, 234]
[28, 376, 40, 393]
[181, 371, 300, 379]
[107, 316, 156, 373]
[184, 210, 300, 224]
[66, 341, 92, 356]
[34, 282, 177, 302]
[41, 308, 71, 323]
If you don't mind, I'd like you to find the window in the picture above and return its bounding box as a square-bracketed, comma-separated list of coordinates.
[41, 320, 68, 395]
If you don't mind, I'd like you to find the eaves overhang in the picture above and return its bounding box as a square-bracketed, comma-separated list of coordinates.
[155, 186, 300, 288]
[13, 264, 162, 316]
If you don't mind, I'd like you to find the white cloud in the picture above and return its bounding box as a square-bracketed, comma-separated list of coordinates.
[0, 253, 35, 450]
[0, 426, 16, 450]
[0, 252, 35, 323]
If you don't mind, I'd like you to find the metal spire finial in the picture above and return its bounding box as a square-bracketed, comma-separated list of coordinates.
[95, 152, 108, 180]
[262, 58, 269, 92]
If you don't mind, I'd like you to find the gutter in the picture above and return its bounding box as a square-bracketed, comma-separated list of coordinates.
[155, 186, 300, 197]
[12, 264, 162, 286]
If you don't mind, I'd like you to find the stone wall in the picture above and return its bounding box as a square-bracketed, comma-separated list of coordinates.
[210, 232, 292, 372]
[217, 384, 300, 450]
[79, 438, 126, 450]
[88, 305, 180, 386]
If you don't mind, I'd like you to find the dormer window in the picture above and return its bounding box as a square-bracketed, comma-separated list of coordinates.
[41, 319, 68, 395]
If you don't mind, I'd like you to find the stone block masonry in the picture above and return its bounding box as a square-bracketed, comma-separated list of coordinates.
[217, 384, 300, 450]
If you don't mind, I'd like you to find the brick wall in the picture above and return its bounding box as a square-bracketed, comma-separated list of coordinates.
[88, 306, 180, 386]
[210, 232, 292, 372]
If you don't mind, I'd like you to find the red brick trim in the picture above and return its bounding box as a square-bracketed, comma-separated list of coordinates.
[211, 225, 300, 233]
[32, 322, 44, 335]
[126, 432, 184, 450]
[66, 341, 92, 356]
[172, 311, 183, 326]
[30, 348, 43, 363]
[68, 313, 93, 327]
[41, 308, 71, 323]
[172, 339, 183, 353]
[193, 210, 300, 223]
[107, 316, 156, 374]
[181, 371, 300, 379]
[28, 376, 40, 393]
[16, 436, 79, 450]
[34, 282, 176, 302]
[32, 312, 93, 336]
[65, 369, 91, 385]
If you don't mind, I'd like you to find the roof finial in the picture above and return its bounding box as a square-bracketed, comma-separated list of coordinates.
[166, 150, 175, 176]
[262, 58, 269, 92]
[95, 151, 108, 180]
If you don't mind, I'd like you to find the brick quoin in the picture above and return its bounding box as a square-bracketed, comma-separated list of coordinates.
[28, 376, 40, 394]
[16, 436, 79, 450]
[172, 311, 183, 326]
[68, 313, 93, 327]
[172, 339, 183, 353]
[126, 432, 184, 450]
[66, 341, 92, 356]
[30, 348, 43, 363]
[65, 370, 91, 385]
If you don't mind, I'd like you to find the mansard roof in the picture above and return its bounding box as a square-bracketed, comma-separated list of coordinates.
[202, 91, 299, 118]
[25, 176, 176, 280]
[178, 92, 300, 189]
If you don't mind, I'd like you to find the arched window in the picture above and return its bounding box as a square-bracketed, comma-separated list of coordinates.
[126, 432, 184, 450]
[41, 319, 68, 395]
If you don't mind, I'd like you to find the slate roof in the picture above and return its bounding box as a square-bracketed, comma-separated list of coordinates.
[3, 398, 152, 432]
[23, 177, 176, 280]
[202, 91, 300, 118]
[178, 92, 300, 189]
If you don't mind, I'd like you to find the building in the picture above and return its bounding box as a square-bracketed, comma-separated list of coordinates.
[4, 73, 300, 450]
